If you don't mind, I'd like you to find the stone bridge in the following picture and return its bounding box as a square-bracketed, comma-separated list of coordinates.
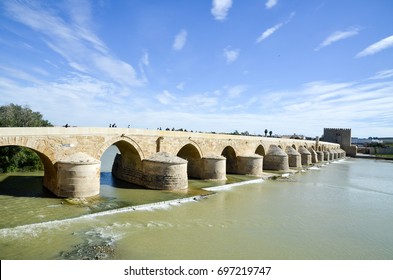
[0, 127, 343, 198]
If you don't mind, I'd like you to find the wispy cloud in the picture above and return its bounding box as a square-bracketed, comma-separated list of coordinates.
[140, 51, 149, 66]
[356, 35, 393, 58]
[370, 69, 393, 80]
[3, 0, 145, 87]
[256, 12, 295, 43]
[265, 0, 278, 9]
[226, 85, 247, 98]
[173, 29, 188, 51]
[176, 82, 185, 90]
[211, 0, 232, 21]
[156, 90, 177, 105]
[256, 23, 284, 43]
[315, 27, 360, 50]
[223, 46, 240, 64]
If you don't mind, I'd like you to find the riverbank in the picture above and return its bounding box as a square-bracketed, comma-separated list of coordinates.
[355, 153, 393, 160]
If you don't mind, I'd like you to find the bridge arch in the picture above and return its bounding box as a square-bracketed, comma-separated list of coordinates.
[221, 146, 237, 174]
[177, 143, 202, 179]
[95, 136, 145, 161]
[255, 144, 267, 156]
[0, 143, 56, 194]
[95, 136, 145, 187]
[292, 144, 297, 150]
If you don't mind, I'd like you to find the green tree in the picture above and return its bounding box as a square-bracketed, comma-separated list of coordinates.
[269, 130, 272, 137]
[264, 129, 268, 137]
[0, 103, 52, 127]
[0, 104, 52, 173]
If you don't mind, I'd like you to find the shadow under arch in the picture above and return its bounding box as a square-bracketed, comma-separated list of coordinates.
[177, 143, 202, 179]
[0, 145, 56, 198]
[255, 144, 266, 156]
[221, 146, 237, 174]
[292, 144, 297, 150]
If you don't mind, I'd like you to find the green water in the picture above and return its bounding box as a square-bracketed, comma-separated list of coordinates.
[1, 149, 393, 259]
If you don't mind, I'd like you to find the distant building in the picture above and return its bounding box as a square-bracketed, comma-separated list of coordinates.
[352, 138, 383, 146]
[323, 128, 357, 157]
[281, 134, 305, 140]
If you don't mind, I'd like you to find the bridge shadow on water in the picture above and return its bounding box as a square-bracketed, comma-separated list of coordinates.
[0, 174, 56, 198]
[0, 172, 251, 199]
[0, 172, 146, 199]
[100, 172, 146, 190]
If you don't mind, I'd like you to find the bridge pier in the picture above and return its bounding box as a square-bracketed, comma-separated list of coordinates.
[143, 152, 188, 190]
[308, 148, 318, 163]
[323, 151, 330, 161]
[237, 155, 263, 176]
[298, 146, 312, 166]
[200, 156, 227, 180]
[330, 149, 338, 160]
[263, 145, 289, 171]
[54, 153, 100, 197]
[285, 146, 302, 168]
[317, 151, 324, 161]
[113, 152, 188, 191]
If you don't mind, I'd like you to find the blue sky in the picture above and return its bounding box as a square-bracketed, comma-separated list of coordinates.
[1, 0, 393, 138]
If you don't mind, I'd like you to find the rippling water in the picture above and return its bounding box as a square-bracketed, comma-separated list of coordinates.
[1, 148, 393, 260]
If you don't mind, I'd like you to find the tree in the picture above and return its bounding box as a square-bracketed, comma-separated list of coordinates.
[264, 129, 268, 137]
[0, 103, 52, 127]
[269, 130, 272, 137]
[0, 104, 53, 173]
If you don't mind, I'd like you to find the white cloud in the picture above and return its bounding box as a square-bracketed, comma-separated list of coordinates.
[1, 66, 393, 137]
[3, 0, 145, 87]
[176, 82, 185, 90]
[156, 90, 177, 105]
[256, 23, 283, 43]
[0, 65, 43, 85]
[315, 27, 360, 50]
[370, 69, 393, 80]
[173, 29, 188, 51]
[223, 46, 240, 64]
[256, 12, 295, 43]
[226, 85, 247, 98]
[211, 0, 232, 21]
[265, 0, 278, 9]
[140, 51, 149, 66]
[356, 35, 393, 58]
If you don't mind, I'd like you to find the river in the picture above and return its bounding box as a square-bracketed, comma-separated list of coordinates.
[1, 146, 393, 260]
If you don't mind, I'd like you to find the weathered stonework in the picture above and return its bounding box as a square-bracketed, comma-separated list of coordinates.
[200, 156, 227, 180]
[0, 127, 343, 197]
[285, 146, 302, 168]
[298, 146, 312, 166]
[143, 152, 188, 190]
[316, 151, 324, 162]
[55, 153, 100, 197]
[263, 145, 289, 171]
[237, 155, 263, 176]
[323, 151, 330, 161]
[308, 148, 318, 164]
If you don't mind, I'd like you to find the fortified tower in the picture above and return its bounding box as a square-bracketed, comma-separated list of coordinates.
[323, 128, 357, 157]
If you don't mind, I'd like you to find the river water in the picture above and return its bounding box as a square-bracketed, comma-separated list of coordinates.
[1, 146, 393, 260]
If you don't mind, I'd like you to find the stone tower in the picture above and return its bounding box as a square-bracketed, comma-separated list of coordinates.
[323, 128, 357, 157]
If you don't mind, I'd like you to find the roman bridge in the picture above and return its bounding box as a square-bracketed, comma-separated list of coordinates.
[0, 127, 343, 198]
